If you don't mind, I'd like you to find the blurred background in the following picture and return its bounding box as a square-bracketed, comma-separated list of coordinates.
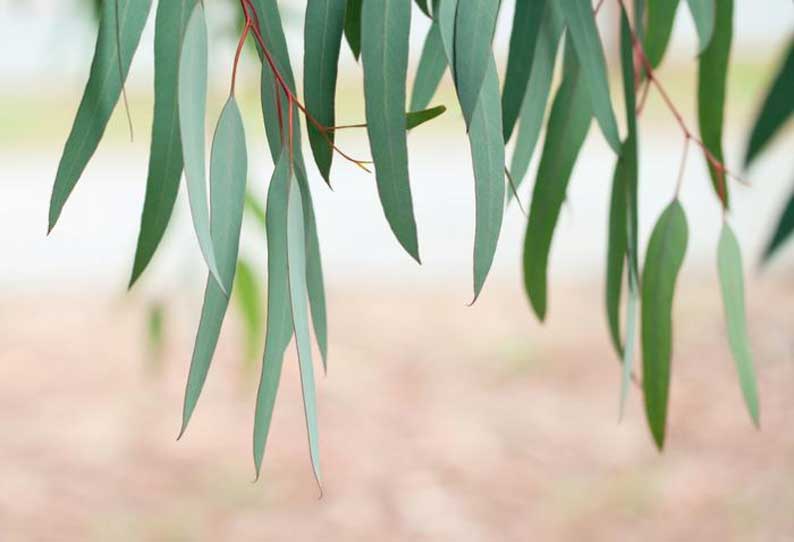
[1, 0, 794, 540]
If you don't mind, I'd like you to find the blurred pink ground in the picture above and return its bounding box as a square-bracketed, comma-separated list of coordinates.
[1, 278, 793, 541]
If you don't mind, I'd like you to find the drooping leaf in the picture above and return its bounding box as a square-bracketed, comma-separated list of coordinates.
[686, 0, 716, 53]
[287, 173, 323, 489]
[502, 0, 546, 142]
[48, 0, 152, 232]
[406, 105, 447, 130]
[343, 0, 363, 60]
[454, 0, 499, 127]
[410, 21, 447, 112]
[606, 7, 640, 357]
[178, 3, 225, 292]
[697, 0, 733, 207]
[717, 223, 760, 427]
[558, 0, 621, 153]
[763, 183, 794, 262]
[523, 39, 592, 321]
[234, 257, 264, 365]
[641, 200, 688, 450]
[744, 37, 794, 167]
[254, 0, 329, 364]
[644, 0, 680, 67]
[180, 97, 248, 437]
[361, 0, 420, 262]
[436, 0, 459, 68]
[130, 0, 195, 288]
[469, 56, 505, 300]
[304, 0, 346, 184]
[253, 153, 294, 478]
[509, 1, 564, 192]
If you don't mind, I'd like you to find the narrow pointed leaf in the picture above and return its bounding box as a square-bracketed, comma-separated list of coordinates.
[644, 0, 680, 67]
[179, 3, 225, 292]
[406, 105, 447, 130]
[744, 37, 794, 167]
[763, 184, 794, 262]
[717, 223, 760, 426]
[130, 0, 194, 287]
[49, 0, 152, 231]
[304, 0, 346, 183]
[343, 0, 363, 60]
[254, 0, 329, 365]
[180, 97, 248, 436]
[234, 258, 264, 364]
[509, 2, 564, 191]
[469, 57, 505, 300]
[523, 40, 592, 321]
[697, 0, 732, 207]
[502, 0, 546, 142]
[436, 0, 459, 68]
[641, 200, 688, 450]
[686, 0, 715, 53]
[559, 0, 621, 153]
[253, 153, 295, 477]
[362, 0, 420, 262]
[287, 175, 323, 488]
[453, 0, 499, 127]
[410, 22, 447, 112]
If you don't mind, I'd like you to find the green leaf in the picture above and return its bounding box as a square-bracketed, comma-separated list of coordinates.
[253, 152, 294, 478]
[436, 0, 458, 68]
[641, 200, 688, 450]
[179, 3, 225, 293]
[559, 0, 621, 153]
[414, 0, 432, 17]
[304, 0, 346, 184]
[453, 0, 499, 127]
[130, 0, 195, 288]
[509, 2, 564, 192]
[763, 183, 794, 262]
[361, 0, 420, 262]
[469, 57, 505, 300]
[343, 0, 363, 60]
[523, 39, 592, 321]
[717, 223, 760, 427]
[644, 0, 680, 67]
[48, 0, 152, 232]
[686, 0, 716, 53]
[620, 275, 639, 420]
[253, 0, 329, 365]
[697, 0, 732, 207]
[744, 37, 794, 167]
[606, 7, 640, 357]
[502, 0, 546, 142]
[234, 257, 264, 364]
[406, 105, 447, 130]
[180, 97, 248, 437]
[287, 173, 323, 489]
[410, 22, 447, 112]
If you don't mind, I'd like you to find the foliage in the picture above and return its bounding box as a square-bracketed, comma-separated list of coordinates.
[46, 0, 789, 484]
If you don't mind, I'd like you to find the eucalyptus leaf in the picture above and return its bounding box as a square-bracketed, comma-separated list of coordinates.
[436, 0, 459, 68]
[179, 3, 225, 292]
[523, 38, 592, 321]
[644, 0, 680, 67]
[697, 0, 733, 207]
[454, 0, 499, 127]
[362, 0, 420, 262]
[304, 0, 346, 183]
[407, 105, 447, 130]
[180, 97, 248, 437]
[558, 0, 621, 153]
[641, 200, 688, 450]
[49, 0, 152, 232]
[763, 183, 794, 262]
[686, 0, 716, 53]
[744, 37, 794, 168]
[502, 0, 546, 142]
[717, 223, 760, 427]
[343, 0, 363, 60]
[410, 22, 447, 113]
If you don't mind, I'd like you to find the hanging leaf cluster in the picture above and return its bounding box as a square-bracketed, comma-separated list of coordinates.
[48, 0, 777, 482]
